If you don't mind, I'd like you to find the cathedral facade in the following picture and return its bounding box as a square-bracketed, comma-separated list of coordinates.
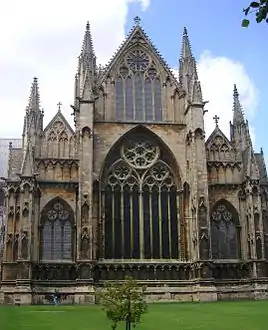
[1, 19, 268, 304]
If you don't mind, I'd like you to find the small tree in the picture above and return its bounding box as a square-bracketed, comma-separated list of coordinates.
[99, 276, 148, 330]
[242, 1, 268, 27]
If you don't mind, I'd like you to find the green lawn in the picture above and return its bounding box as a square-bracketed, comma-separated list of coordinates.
[0, 301, 267, 330]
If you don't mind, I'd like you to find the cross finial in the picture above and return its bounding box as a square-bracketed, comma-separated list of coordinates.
[57, 102, 62, 112]
[134, 16, 141, 26]
[213, 115, 220, 127]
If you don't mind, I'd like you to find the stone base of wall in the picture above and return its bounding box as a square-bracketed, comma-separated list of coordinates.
[0, 290, 4, 304]
[1, 280, 268, 305]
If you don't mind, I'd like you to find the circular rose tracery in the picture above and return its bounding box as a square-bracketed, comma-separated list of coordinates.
[121, 139, 159, 169]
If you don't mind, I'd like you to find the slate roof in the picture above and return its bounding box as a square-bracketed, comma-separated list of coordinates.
[0, 139, 22, 180]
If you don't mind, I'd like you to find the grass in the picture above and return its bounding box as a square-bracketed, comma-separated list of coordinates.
[0, 300, 268, 330]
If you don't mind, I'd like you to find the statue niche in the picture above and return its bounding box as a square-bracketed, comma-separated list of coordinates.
[80, 227, 90, 259]
[211, 200, 240, 260]
[21, 231, 28, 259]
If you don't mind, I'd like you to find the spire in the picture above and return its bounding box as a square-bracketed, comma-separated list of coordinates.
[76, 21, 97, 101]
[233, 84, 245, 124]
[22, 77, 43, 144]
[81, 21, 95, 59]
[28, 77, 40, 112]
[180, 27, 193, 59]
[79, 21, 96, 74]
[179, 27, 203, 103]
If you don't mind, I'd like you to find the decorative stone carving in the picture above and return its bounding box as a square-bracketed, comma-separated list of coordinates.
[21, 231, 28, 259]
[81, 126, 92, 138]
[198, 196, 207, 227]
[81, 227, 90, 259]
[199, 230, 209, 260]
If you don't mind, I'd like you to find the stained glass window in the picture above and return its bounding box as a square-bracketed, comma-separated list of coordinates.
[211, 201, 240, 259]
[115, 76, 124, 119]
[40, 199, 74, 261]
[115, 48, 163, 122]
[103, 135, 179, 260]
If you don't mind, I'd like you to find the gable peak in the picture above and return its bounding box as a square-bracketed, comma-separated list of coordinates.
[100, 17, 178, 85]
[44, 105, 74, 136]
[206, 123, 232, 149]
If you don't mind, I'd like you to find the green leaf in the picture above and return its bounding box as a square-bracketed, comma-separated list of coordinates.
[243, 6, 251, 15]
[242, 19, 250, 27]
[250, 1, 260, 8]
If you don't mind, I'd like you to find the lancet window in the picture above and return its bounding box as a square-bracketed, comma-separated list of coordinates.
[40, 199, 74, 261]
[211, 201, 240, 259]
[115, 47, 163, 122]
[103, 134, 179, 260]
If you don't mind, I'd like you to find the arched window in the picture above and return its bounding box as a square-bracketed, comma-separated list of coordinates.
[40, 198, 74, 261]
[102, 131, 180, 260]
[115, 48, 163, 122]
[211, 200, 240, 259]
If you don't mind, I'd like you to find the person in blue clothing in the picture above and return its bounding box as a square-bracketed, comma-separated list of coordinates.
[52, 290, 59, 305]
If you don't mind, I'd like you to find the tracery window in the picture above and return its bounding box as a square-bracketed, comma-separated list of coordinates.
[103, 134, 179, 260]
[115, 47, 163, 122]
[40, 199, 74, 261]
[211, 201, 240, 259]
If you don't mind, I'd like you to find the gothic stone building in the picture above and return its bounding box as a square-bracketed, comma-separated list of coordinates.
[1, 19, 268, 305]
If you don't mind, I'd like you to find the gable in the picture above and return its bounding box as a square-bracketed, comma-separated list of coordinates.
[206, 127, 235, 162]
[44, 111, 74, 137]
[99, 26, 179, 87]
[41, 111, 75, 159]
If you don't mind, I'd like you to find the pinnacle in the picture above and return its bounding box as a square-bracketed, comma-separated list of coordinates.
[81, 21, 95, 57]
[180, 26, 193, 59]
[28, 77, 40, 112]
[233, 84, 245, 124]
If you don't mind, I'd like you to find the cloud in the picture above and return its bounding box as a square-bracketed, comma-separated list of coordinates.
[0, 0, 150, 138]
[197, 51, 258, 146]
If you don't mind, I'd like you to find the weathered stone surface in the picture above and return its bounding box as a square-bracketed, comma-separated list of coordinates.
[1, 21, 268, 304]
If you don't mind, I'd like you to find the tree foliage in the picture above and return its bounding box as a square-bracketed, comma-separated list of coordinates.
[99, 276, 148, 330]
[242, 1, 268, 27]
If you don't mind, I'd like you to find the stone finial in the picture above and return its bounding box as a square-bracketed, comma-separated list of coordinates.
[134, 16, 141, 26]
[57, 102, 62, 112]
[213, 115, 219, 127]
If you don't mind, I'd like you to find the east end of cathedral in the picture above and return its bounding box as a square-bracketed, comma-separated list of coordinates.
[1, 18, 268, 305]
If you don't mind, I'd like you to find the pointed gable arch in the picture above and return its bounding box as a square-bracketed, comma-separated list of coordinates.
[99, 125, 183, 261]
[41, 111, 75, 158]
[100, 125, 182, 184]
[100, 25, 179, 86]
[206, 126, 235, 162]
[40, 197, 75, 261]
[98, 25, 184, 123]
[210, 199, 241, 260]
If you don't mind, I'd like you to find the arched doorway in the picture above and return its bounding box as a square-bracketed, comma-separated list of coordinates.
[101, 127, 181, 260]
[39, 197, 75, 261]
[210, 199, 241, 259]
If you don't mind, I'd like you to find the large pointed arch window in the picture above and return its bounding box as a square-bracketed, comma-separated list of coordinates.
[102, 132, 180, 260]
[211, 200, 241, 259]
[40, 198, 74, 261]
[115, 47, 163, 122]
